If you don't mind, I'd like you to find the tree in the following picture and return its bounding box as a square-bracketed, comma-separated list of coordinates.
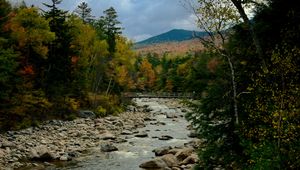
[137, 58, 156, 91]
[74, 2, 94, 24]
[98, 7, 122, 56]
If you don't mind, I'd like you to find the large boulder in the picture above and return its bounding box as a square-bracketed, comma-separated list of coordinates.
[180, 153, 198, 165]
[78, 110, 96, 119]
[139, 158, 168, 169]
[175, 148, 194, 162]
[161, 154, 179, 167]
[29, 145, 57, 161]
[153, 146, 172, 156]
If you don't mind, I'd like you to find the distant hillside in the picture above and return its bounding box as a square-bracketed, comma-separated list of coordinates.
[135, 29, 207, 47]
[135, 39, 205, 56]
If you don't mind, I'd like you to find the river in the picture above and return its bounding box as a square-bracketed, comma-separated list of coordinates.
[53, 98, 193, 170]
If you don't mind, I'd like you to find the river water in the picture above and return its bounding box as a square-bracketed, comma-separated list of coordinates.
[53, 98, 192, 170]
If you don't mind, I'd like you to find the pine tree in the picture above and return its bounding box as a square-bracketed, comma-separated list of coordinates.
[74, 2, 94, 24]
[99, 7, 122, 56]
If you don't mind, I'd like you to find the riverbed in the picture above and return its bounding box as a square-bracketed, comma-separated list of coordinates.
[0, 98, 197, 170]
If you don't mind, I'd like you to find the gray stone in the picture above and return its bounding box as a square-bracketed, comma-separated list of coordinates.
[59, 155, 69, 161]
[101, 143, 118, 152]
[78, 110, 96, 118]
[187, 131, 197, 138]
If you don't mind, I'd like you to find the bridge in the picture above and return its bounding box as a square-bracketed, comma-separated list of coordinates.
[122, 92, 195, 99]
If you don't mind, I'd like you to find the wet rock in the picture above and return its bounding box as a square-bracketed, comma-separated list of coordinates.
[153, 146, 172, 156]
[78, 110, 96, 119]
[166, 112, 177, 119]
[150, 121, 166, 126]
[134, 131, 148, 138]
[127, 105, 137, 112]
[121, 130, 133, 135]
[159, 135, 173, 140]
[100, 143, 118, 152]
[187, 130, 197, 138]
[143, 117, 153, 121]
[139, 158, 168, 169]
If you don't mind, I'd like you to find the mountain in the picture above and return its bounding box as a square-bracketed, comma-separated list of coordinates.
[135, 29, 207, 47]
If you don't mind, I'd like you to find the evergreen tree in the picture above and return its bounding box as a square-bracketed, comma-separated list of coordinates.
[99, 7, 122, 56]
[74, 2, 94, 24]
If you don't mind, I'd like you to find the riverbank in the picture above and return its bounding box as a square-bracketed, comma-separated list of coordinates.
[0, 98, 198, 170]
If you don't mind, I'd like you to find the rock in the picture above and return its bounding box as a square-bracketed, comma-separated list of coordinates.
[175, 148, 194, 162]
[114, 138, 128, 143]
[1, 141, 16, 148]
[153, 146, 172, 156]
[29, 145, 57, 161]
[101, 143, 118, 152]
[139, 158, 168, 169]
[134, 131, 148, 138]
[166, 112, 177, 119]
[187, 131, 197, 138]
[59, 155, 69, 161]
[39, 152, 57, 161]
[121, 130, 133, 135]
[143, 117, 152, 121]
[101, 132, 116, 140]
[127, 105, 137, 112]
[180, 153, 198, 165]
[78, 110, 96, 119]
[159, 135, 173, 140]
[0, 149, 5, 158]
[161, 154, 179, 167]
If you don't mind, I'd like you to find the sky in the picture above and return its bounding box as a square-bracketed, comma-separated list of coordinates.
[9, 0, 199, 42]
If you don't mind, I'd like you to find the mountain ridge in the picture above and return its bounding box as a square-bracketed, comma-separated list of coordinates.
[135, 29, 207, 47]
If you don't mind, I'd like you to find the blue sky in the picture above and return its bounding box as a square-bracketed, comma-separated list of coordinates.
[9, 0, 199, 42]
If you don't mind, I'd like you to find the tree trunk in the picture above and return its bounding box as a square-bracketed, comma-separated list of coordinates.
[231, 0, 267, 71]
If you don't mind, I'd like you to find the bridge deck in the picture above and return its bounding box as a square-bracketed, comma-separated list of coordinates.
[122, 92, 195, 99]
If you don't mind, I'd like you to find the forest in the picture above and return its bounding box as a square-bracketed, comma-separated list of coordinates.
[0, 0, 299, 169]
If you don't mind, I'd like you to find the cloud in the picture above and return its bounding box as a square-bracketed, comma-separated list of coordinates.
[9, 0, 198, 41]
